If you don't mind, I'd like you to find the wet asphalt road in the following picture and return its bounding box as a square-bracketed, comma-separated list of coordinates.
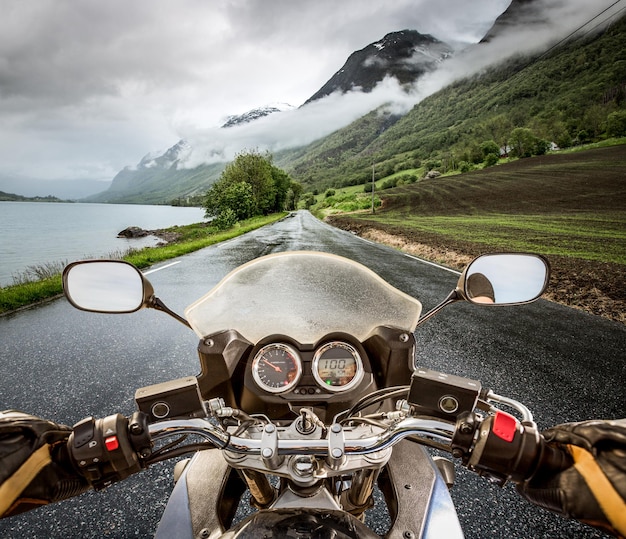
[1, 211, 624, 538]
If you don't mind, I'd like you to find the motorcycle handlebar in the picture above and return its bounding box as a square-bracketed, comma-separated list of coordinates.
[68, 408, 571, 490]
[148, 416, 457, 456]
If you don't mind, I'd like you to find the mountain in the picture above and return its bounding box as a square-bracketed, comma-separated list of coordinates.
[91, 30, 453, 204]
[304, 30, 453, 104]
[278, 12, 626, 190]
[86, 140, 225, 204]
[480, 0, 541, 43]
[89, 6, 626, 205]
[222, 103, 294, 128]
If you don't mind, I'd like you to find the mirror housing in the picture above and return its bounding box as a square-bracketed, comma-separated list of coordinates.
[416, 252, 550, 327]
[63, 260, 153, 314]
[457, 253, 550, 306]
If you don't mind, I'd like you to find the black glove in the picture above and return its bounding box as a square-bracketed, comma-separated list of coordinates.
[0, 410, 90, 518]
[517, 419, 626, 538]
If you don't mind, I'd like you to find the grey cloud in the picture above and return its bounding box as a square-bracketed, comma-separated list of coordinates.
[0, 0, 621, 184]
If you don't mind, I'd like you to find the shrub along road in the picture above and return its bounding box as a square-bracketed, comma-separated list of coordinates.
[0, 211, 623, 538]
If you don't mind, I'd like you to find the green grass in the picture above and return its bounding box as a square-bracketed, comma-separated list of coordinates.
[359, 212, 626, 264]
[0, 213, 287, 314]
[331, 145, 626, 266]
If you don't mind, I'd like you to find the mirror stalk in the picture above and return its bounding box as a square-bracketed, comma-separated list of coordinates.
[415, 289, 462, 328]
[148, 296, 192, 329]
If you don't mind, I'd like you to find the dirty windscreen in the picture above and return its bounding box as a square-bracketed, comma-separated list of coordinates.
[185, 251, 422, 344]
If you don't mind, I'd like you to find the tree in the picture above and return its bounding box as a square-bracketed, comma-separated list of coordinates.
[510, 128, 538, 158]
[219, 150, 276, 215]
[485, 114, 513, 152]
[204, 181, 255, 228]
[607, 110, 626, 137]
[480, 140, 500, 158]
[271, 167, 292, 213]
[289, 181, 303, 209]
[204, 150, 301, 226]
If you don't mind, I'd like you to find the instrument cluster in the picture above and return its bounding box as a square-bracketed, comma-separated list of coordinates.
[250, 340, 365, 396]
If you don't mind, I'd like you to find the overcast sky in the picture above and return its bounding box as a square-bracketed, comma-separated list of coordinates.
[0, 0, 623, 186]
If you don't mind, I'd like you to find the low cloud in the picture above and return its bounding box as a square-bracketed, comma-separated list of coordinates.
[179, 77, 418, 168]
[177, 0, 626, 170]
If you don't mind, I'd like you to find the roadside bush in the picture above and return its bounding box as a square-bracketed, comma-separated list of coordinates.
[534, 139, 550, 155]
[483, 153, 500, 167]
[607, 110, 626, 137]
[459, 161, 472, 173]
[325, 189, 336, 198]
[212, 208, 237, 230]
[301, 193, 317, 209]
[381, 178, 398, 189]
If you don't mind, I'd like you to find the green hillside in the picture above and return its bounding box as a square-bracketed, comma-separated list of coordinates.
[280, 15, 626, 191]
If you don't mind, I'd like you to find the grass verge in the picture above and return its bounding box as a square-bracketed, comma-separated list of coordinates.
[0, 213, 287, 315]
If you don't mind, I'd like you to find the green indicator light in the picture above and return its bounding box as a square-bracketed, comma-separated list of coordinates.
[326, 380, 331, 385]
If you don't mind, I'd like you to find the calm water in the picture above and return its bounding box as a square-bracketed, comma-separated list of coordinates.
[0, 202, 206, 286]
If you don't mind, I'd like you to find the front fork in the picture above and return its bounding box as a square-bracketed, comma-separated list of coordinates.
[237, 465, 380, 519]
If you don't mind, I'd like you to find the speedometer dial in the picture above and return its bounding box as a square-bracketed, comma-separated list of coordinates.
[252, 343, 302, 394]
[313, 341, 364, 392]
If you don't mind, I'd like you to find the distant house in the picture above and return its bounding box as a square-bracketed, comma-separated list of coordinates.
[500, 145, 512, 158]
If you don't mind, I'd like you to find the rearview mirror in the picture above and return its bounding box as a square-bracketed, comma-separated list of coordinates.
[63, 260, 153, 313]
[459, 253, 550, 305]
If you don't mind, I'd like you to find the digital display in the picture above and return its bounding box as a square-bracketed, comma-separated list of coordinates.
[318, 357, 357, 386]
[313, 341, 363, 392]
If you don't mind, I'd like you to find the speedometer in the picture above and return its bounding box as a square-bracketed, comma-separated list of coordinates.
[252, 343, 302, 394]
[312, 341, 364, 392]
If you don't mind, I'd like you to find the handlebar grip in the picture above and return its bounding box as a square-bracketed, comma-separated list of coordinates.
[461, 411, 571, 485]
[531, 438, 573, 478]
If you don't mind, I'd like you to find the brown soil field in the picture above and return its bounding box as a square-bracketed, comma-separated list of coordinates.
[326, 145, 626, 325]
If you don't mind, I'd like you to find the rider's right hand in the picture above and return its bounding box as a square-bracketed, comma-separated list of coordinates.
[517, 418, 626, 538]
[0, 410, 89, 518]
[1, 410, 151, 519]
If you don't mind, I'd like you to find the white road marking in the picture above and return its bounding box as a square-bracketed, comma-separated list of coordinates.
[401, 252, 461, 276]
[143, 261, 181, 275]
[344, 225, 462, 276]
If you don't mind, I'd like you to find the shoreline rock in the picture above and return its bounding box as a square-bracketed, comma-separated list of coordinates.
[117, 226, 149, 238]
[117, 226, 181, 245]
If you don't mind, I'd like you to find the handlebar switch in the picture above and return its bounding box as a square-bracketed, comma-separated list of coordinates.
[465, 412, 542, 485]
[69, 412, 151, 490]
[128, 411, 152, 459]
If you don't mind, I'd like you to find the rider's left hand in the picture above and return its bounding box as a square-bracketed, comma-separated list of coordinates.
[517, 418, 626, 538]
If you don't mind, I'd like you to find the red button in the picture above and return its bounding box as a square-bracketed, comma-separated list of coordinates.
[105, 435, 119, 451]
[492, 411, 518, 442]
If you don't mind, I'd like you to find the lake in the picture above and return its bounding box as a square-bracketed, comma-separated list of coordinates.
[0, 202, 206, 286]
